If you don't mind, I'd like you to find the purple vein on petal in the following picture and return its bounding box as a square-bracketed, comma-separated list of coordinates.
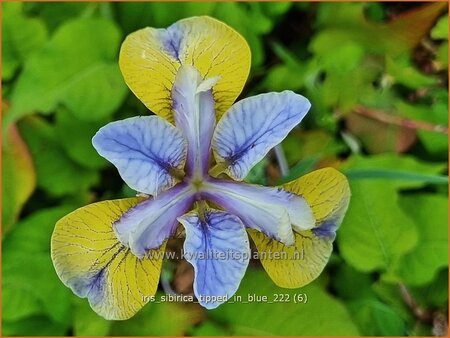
[113, 183, 196, 258]
[171, 65, 216, 179]
[178, 208, 250, 309]
[200, 179, 312, 245]
[212, 91, 311, 180]
[157, 23, 185, 62]
[92, 116, 187, 196]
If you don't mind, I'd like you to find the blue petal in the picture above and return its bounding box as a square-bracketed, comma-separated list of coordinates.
[172, 65, 217, 179]
[92, 116, 187, 196]
[114, 183, 195, 258]
[212, 91, 311, 180]
[157, 23, 185, 61]
[202, 179, 315, 245]
[178, 208, 250, 309]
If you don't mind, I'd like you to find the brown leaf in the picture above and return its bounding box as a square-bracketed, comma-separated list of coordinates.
[2, 108, 36, 233]
[383, 2, 447, 54]
[346, 113, 417, 154]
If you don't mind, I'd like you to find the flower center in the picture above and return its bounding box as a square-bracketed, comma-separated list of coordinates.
[189, 177, 204, 192]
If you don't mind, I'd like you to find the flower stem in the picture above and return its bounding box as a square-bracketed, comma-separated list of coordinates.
[274, 144, 289, 177]
[353, 106, 449, 134]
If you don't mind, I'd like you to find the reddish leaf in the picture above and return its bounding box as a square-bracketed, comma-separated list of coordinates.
[2, 112, 36, 233]
[382, 2, 447, 54]
[346, 113, 417, 154]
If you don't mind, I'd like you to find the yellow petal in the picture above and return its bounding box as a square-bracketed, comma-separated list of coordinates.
[248, 229, 332, 288]
[51, 198, 165, 320]
[119, 16, 251, 123]
[249, 168, 350, 288]
[283, 167, 350, 225]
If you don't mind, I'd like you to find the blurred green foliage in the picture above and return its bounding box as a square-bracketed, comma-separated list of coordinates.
[2, 2, 448, 336]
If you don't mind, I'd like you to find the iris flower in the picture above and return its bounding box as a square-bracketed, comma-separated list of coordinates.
[51, 16, 350, 320]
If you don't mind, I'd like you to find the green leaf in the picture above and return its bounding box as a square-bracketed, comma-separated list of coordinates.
[73, 299, 111, 336]
[372, 282, 415, 323]
[315, 2, 446, 56]
[2, 287, 44, 322]
[2, 316, 69, 336]
[213, 3, 268, 67]
[244, 158, 268, 185]
[2, 2, 48, 80]
[410, 268, 448, 308]
[210, 269, 359, 335]
[309, 28, 378, 112]
[7, 18, 126, 126]
[347, 299, 406, 335]
[408, 322, 433, 336]
[342, 154, 447, 189]
[332, 264, 375, 300]
[395, 99, 448, 157]
[116, 2, 155, 34]
[25, 2, 90, 32]
[431, 15, 448, 40]
[2, 206, 75, 324]
[386, 56, 437, 89]
[338, 178, 418, 272]
[18, 116, 99, 197]
[262, 64, 305, 92]
[55, 108, 109, 170]
[312, 41, 364, 74]
[339, 154, 446, 273]
[274, 130, 344, 185]
[2, 205, 74, 254]
[2, 122, 36, 234]
[276, 156, 319, 185]
[436, 41, 448, 69]
[345, 169, 448, 185]
[271, 41, 306, 67]
[245, 3, 273, 35]
[188, 321, 230, 336]
[322, 71, 375, 111]
[393, 194, 448, 286]
[315, 3, 369, 30]
[3, 251, 73, 326]
[110, 294, 204, 336]
[364, 2, 386, 22]
[117, 2, 217, 34]
[283, 130, 345, 166]
[259, 2, 292, 17]
[121, 184, 138, 198]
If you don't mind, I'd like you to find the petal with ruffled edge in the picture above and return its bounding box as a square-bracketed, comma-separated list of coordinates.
[92, 116, 187, 196]
[171, 65, 216, 178]
[119, 16, 251, 123]
[212, 91, 311, 180]
[249, 168, 350, 288]
[114, 183, 195, 258]
[178, 208, 250, 309]
[202, 179, 315, 245]
[51, 198, 165, 320]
